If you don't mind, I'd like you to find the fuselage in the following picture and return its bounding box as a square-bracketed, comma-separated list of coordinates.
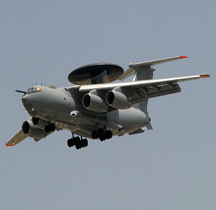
[22, 85, 150, 139]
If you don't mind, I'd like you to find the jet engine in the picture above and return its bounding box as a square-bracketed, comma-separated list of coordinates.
[106, 90, 131, 109]
[32, 117, 55, 132]
[22, 119, 48, 140]
[32, 117, 48, 129]
[82, 92, 108, 112]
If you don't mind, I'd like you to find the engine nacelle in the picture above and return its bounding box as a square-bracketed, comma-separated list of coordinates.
[82, 93, 108, 112]
[32, 117, 55, 132]
[32, 117, 48, 130]
[22, 120, 48, 140]
[106, 90, 131, 109]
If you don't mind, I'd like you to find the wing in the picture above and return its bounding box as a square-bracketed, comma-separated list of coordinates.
[72, 74, 210, 103]
[6, 129, 27, 146]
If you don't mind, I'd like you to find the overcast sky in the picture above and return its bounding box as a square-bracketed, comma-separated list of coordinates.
[1, 1, 215, 209]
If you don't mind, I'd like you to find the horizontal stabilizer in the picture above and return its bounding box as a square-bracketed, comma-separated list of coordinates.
[140, 122, 153, 131]
[129, 128, 144, 135]
[119, 56, 188, 81]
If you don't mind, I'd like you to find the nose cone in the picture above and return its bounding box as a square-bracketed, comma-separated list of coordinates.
[22, 94, 27, 103]
[22, 94, 29, 104]
[22, 94, 39, 117]
[22, 94, 32, 112]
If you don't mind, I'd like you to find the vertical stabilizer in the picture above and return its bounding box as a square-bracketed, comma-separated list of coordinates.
[132, 66, 155, 81]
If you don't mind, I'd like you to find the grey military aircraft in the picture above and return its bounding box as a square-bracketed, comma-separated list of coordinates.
[6, 56, 210, 149]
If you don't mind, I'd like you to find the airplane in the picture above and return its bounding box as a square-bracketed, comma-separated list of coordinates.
[6, 56, 210, 149]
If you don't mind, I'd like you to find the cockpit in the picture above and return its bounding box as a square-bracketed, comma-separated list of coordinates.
[27, 86, 41, 94]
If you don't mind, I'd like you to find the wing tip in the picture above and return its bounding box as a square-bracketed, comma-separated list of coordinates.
[179, 56, 188, 58]
[6, 141, 15, 146]
[6, 144, 15, 146]
[200, 74, 210, 78]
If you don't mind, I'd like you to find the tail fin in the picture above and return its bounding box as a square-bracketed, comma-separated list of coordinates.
[132, 66, 154, 81]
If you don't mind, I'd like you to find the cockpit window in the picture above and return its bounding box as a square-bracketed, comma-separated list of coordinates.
[27, 86, 41, 93]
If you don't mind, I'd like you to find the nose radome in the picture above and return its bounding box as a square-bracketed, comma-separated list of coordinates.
[22, 94, 33, 111]
[22, 95, 28, 103]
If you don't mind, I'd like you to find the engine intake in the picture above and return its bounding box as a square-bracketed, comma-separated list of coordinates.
[82, 93, 108, 112]
[106, 90, 131, 109]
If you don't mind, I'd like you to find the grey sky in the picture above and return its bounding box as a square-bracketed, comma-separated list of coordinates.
[1, 1, 215, 209]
